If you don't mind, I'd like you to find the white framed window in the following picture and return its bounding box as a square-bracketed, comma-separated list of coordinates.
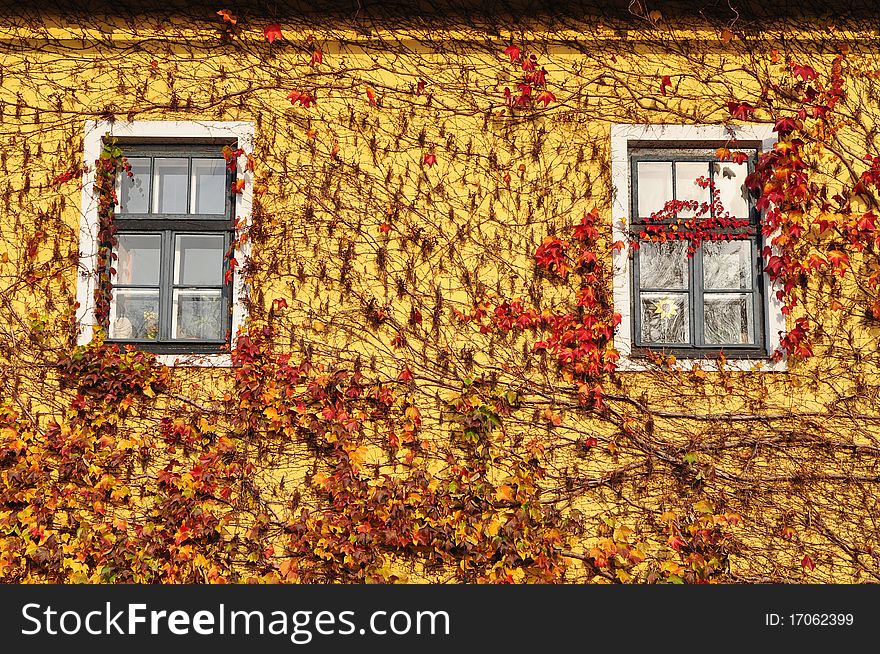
[610, 124, 786, 371]
[76, 121, 254, 367]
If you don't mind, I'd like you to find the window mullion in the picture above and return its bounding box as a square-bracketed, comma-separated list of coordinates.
[693, 241, 703, 347]
[159, 230, 173, 342]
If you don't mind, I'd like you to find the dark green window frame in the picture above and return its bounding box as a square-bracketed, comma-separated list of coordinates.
[108, 143, 235, 355]
[630, 148, 769, 358]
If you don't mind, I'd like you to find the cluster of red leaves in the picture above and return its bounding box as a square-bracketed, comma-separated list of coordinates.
[501, 45, 556, 109]
[632, 174, 753, 256]
[458, 209, 619, 406]
[740, 49, 868, 359]
[92, 145, 129, 327]
[287, 89, 316, 108]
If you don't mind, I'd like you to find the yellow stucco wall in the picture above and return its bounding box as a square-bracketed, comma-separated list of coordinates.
[1, 5, 880, 582]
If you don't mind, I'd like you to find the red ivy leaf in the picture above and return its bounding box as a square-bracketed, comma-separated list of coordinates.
[287, 90, 315, 108]
[379, 222, 392, 234]
[231, 179, 245, 194]
[416, 79, 426, 96]
[660, 75, 672, 96]
[801, 554, 816, 571]
[504, 45, 521, 62]
[366, 86, 377, 106]
[310, 49, 323, 66]
[727, 101, 755, 120]
[423, 152, 437, 168]
[791, 63, 818, 81]
[263, 24, 283, 43]
[773, 117, 800, 135]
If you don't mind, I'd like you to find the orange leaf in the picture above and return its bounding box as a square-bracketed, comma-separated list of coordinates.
[310, 49, 323, 66]
[231, 179, 245, 194]
[535, 90, 556, 107]
[495, 485, 515, 501]
[217, 9, 237, 25]
[366, 86, 377, 106]
[542, 408, 562, 427]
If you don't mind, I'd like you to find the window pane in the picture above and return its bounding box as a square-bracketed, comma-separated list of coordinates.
[114, 234, 161, 286]
[639, 241, 688, 289]
[191, 158, 227, 214]
[153, 158, 189, 213]
[640, 292, 689, 344]
[172, 289, 223, 340]
[713, 161, 750, 218]
[637, 162, 673, 218]
[704, 293, 754, 344]
[174, 234, 225, 285]
[109, 289, 160, 340]
[675, 162, 711, 219]
[703, 240, 752, 290]
[118, 157, 151, 214]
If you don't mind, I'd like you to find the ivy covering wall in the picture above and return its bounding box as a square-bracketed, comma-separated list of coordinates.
[1, 0, 880, 583]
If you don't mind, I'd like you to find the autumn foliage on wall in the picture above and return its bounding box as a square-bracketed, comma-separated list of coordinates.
[2, 1, 880, 583]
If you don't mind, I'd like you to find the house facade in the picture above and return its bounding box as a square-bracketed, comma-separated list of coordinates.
[1, 1, 879, 583]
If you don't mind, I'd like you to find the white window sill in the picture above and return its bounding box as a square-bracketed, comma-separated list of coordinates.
[153, 353, 234, 368]
[614, 353, 788, 373]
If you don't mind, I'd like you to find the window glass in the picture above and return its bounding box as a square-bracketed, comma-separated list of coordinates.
[191, 159, 227, 214]
[637, 162, 673, 218]
[153, 158, 189, 213]
[114, 234, 161, 286]
[640, 292, 689, 344]
[118, 158, 151, 214]
[713, 161, 750, 218]
[172, 289, 224, 340]
[174, 234, 225, 286]
[674, 162, 710, 219]
[703, 241, 752, 290]
[109, 289, 160, 340]
[638, 241, 688, 289]
[704, 293, 754, 344]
